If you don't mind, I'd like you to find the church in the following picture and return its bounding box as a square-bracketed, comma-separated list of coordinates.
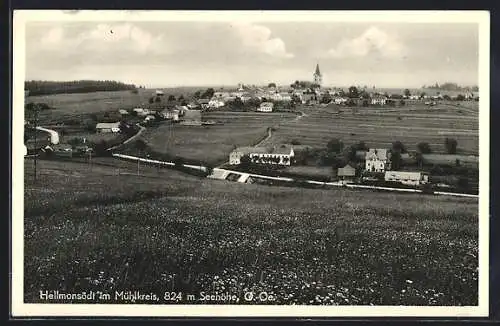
[313, 63, 322, 86]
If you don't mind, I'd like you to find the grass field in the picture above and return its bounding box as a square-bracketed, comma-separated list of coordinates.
[24, 159, 478, 305]
[136, 111, 298, 166]
[261, 102, 479, 155]
[25, 88, 200, 125]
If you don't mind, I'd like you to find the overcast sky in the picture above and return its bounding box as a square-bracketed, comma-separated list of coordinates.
[24, 21, 479, 88]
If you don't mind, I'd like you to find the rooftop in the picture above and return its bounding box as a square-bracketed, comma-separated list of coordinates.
[367, 148, 389, 161]
[234, 145, 293, 155]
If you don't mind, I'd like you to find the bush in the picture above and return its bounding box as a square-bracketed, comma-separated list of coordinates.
[417, 142, 432, 154]
[291, 139, 301, 145]
[445, 138, 458, 154]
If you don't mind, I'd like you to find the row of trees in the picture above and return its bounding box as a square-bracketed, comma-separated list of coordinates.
[25, 80, 137, 96]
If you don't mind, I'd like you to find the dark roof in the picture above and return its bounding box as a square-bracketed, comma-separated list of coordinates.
[338, 164, 356, 176]
[314, 63, 321, 76]
[198, 98, 210, 104]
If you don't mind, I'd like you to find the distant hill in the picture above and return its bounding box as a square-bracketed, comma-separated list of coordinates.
[422, 82, 478, 92]
[25, 80, 138, 96]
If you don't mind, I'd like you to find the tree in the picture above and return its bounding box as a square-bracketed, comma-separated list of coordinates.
[348, 86, 359, 98]
[417, 142, 432, 154]
[268, 83, 276, 88]
[390, 151, 402, 170]
[456, 94, 465, 101]
[420, 92, 426, 98]
[392, 141, 407, 154]
[193, 90, 202, 99]
[404, 89, 411, 97]
[320, 93, 332, 104]
[240, 154, 252, 168]
[202, 88, 215, 99]
[399, 100, 405, 106]
[326, 138, 344, 153]
[134, 139, 148, 155]
[178, 95, 185, 101]
[445, 138, 458, 154]
[415, 152, 424, 168]
[148, 97, 154, 104]
[154, 96, 162, 103]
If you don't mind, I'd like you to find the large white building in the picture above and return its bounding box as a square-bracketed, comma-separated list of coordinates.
[230, 145, 295, 166]
[365, 148, 391, 172]
[258, 102, 274, 112]
[384, 171, 429, 186]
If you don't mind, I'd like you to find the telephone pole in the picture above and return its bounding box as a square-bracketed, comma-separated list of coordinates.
[33, 105, 39, 183]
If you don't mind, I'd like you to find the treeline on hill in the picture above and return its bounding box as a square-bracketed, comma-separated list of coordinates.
[422, 82, 478, 92]
[25, 80, 138, 96]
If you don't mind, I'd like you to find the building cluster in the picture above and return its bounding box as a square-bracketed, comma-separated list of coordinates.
[337, 148, 429, 186]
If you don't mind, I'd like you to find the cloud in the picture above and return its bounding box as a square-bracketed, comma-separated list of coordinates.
[326, 26, 406, 59]
[37, 23, 166, 55]
[232, 22, 294, 58]
[40, 27, 64, 45]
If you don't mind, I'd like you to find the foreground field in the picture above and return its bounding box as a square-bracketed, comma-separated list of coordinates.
[24, 159, 478, 305]
[262, 102, 479, 155]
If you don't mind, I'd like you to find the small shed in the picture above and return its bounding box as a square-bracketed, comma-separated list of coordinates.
[337, 164, 356, 181]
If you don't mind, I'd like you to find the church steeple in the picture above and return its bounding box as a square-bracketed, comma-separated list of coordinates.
[313, 63, 322, 86]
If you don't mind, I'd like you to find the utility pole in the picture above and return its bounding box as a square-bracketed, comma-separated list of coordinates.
[33, 104, 39, 183]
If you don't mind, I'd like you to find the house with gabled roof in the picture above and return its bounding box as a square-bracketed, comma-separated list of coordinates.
[365, 148, 391, 172]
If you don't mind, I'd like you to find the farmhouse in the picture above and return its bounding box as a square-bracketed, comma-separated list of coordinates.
[161, 108, 179, 121]
[133, 107, 145, 115]
[337, 164, 356, 182]
[180, 110, 202, 126]
[258, 102, 274, 112]
[370, 95, 387, 105]
[230, 145, 295, 166]
[384, 171, 429, 186]
[332, 96, 348, 105]
[155, 90, 164, 96]
[208, 98, 225, 109]
[144, 115, 156, 123]
[365, 148, 391, 172]
[96, 122, 121, 133]
[118, 109, 129, 116]
[198, 98, 210, 109]
[302, 90, 318, 104]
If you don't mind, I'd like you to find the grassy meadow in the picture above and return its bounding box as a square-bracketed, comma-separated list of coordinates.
[24, 159, 478, 305]
[136, 111, 298, 166]
[261, 102, 479, 155]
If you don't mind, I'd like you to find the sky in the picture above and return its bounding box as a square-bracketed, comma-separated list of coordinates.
[24, 19, 479, 88]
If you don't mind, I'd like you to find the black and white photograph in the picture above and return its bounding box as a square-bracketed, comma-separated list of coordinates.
[11, 10, 490, 317]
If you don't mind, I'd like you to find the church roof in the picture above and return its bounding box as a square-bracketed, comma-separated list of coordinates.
[314, 63, 321, 76]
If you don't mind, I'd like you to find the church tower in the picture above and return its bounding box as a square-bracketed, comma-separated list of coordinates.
[313, 63, 322, 86]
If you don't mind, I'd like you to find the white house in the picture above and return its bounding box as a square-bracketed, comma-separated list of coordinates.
[409, 95, 420, 100]
[96, 122, 121, 133]
[118, 109, 129, 115]
[384, 171, 429, 186]
[161, 109, 180, 121]
[371, 95, 387, 105]
[258, 102, 274, 112]
[133, 107, 144, 114]
[333, 96, 348, 105]
[209, 98, 225, 109]
[365, 148, 391, 172]
[144, 115, 156, 122]
[229, 145, 295, 166]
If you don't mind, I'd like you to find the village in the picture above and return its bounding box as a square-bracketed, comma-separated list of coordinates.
[24, 64, 479, 195]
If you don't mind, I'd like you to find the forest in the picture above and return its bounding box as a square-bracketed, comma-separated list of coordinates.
[25, 80, 138, 96]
